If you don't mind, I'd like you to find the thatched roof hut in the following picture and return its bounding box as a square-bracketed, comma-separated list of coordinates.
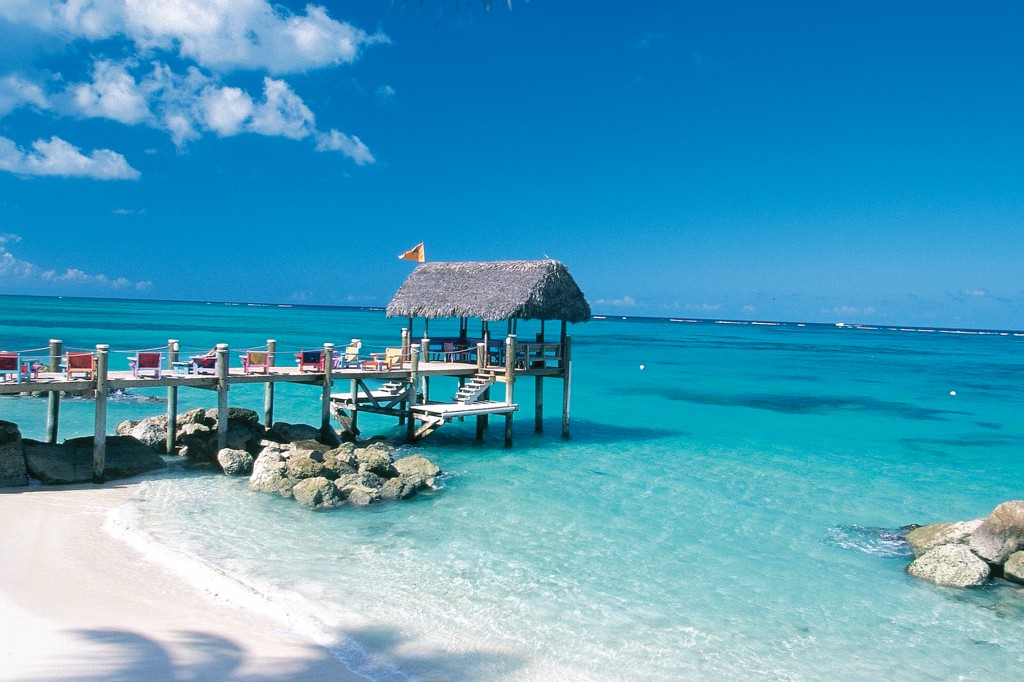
[387, 260, 590, 323]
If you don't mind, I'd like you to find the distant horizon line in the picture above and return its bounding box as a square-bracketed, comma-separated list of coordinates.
[2, 292, 1021, 336]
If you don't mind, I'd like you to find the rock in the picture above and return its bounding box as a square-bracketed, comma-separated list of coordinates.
[381, 476, 416, 501]
[115, 419, 138, 436]
[393, 455, 441, 490]
[0, 420, 27, 487]
[357, 470, 384, 489]
[177, 408, 210, 427]
[249, 451, 288, 494]
[290, 440, 327, 461]
[286, 456, 327, 480]
[24, 436, 165, 484]
[217, 448, 254, 476]
[906, 544, 991, 588]
[292, 476, 345, 509]
[906, 519, 984, 558]
[322, 445, 357, 477]
[356, 445, 397, 479]
[969, 500, 1024, 565]
[271, 422, 322, 443]
[1004, 551, 1024, 584]
[130, 416, 169, 453]
[345, 484, 381, 506]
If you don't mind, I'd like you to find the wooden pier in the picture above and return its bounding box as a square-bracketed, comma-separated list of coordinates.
[0, 258, 590, 482]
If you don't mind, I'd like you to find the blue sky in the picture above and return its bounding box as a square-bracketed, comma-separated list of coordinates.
[1, 1, 1022, 330]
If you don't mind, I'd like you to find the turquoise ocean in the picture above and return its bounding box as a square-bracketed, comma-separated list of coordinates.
[2, 294, 1023, 680]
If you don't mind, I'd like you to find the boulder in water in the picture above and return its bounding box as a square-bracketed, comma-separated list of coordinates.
[906, 519, 983, 558]
[0, 420, 27, 487]
[293, 476, 345, 509]
[217, 447, 254, 476]
[906, 544, 991, 588]
[1003, 551, 1024, 584]
[969, 500, 1024, 565]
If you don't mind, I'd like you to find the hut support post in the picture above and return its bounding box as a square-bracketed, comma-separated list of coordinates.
[504, 334, 516, 447]
[166, 339, 179, 454]
[92, 345, 109, 483]
[350, 378, 359, 432]
[45, 338, 62, 444]
[562, 335, 573, 439]
[406, 344, 420, 442]
[216, 344, 229, 452]
[420, 336, 430, 402]
[535, 332, 544, 433]
[401, 327, 410, 362]
[475, 342, 486, 439]
[263, 339, 276, 427]
[321, 343, 334, 442]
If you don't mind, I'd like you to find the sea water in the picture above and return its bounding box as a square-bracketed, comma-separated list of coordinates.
[2, 295, 1023, 680]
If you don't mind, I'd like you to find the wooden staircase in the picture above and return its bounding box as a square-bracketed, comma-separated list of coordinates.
[454, 370, 498, 404]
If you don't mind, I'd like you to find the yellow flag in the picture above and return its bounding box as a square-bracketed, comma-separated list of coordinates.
[399, 242, 425, 262]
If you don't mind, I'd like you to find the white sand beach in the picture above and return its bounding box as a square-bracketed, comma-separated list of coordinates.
[0, 483, 361, 682]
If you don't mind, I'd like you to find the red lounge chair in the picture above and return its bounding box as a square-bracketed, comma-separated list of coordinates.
[129, 352, 163, 378]
[241, 350, 272, 374]
[295, 350, 324, 372]
[0, 352, 21, 383]
[63, 352, 96, 380]
[190, 355, 218, 375]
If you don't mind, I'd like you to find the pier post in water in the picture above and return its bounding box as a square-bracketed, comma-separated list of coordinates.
[166, 339, 179, 454]
[535, 332, 544, 433]
[93, 344, 109, 483]
[475, 342, 486, 440]
[321, 343, 334, 441]
[216, 343, 229, 452]
[45, 338, 62, 443]
[504, 334, 516, 447]
[420, 336, 431, 402]
[264, 339, 276, 427]
[562, 335, 572, 439]
[406, 344, 420, 443]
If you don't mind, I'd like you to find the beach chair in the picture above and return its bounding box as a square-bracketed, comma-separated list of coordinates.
[0, 352, 22, 383]
[361, 347, 403, 371]
[129, 352, 163, 379]
[190, 354, 218, 375]
[295, 350, 324, 372]
[333, 340, 362, 369]
[63, 352, 96, 380]
[241, 350, 272, 374]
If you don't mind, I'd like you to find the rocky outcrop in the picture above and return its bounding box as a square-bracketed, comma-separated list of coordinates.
[0, 420, 28, 487]
[24, 436, 165, 484]
[906, 544, 991, 587]
[248, 439, 441, 510]
[904, 501, 1024, 588]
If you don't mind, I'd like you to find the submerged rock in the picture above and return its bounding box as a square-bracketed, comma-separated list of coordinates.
[394, 455, 441, 491]
[906, 544, 991, 588]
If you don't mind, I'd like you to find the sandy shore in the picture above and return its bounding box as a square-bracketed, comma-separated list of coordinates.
[0, 482, 363, 682]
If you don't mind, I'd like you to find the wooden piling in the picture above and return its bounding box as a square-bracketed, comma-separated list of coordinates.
[321, 342, 334, 441]
[166, 339, 179, 454]
[406, 344, 420, 443]
[535, 332, 544, 433]
[264, 339, 276, 427]
[475, 342, 487, 440]
[45, 338, 62, 444]
[216, 343, 229, 452]
[504, 334, 516, 447]
[562, 335, 572, 439]
[421, 336, 431, 402]
[93, 345, 109, 483]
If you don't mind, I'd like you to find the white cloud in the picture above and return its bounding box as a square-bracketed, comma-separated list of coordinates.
[962, 288, 988, 298]
[684, 302, 723, 312]
[828, 305, 876, 318]
[248, 77, 315, 139]
[0, 0, 386, 74]
[70, 59, 151, 124]
[0, 75, 52, 116]
[198, 84, 254, 137]
[375, 84, 396, 104]
[0, 234, 152, 290]
[741, 305, 756, 313]
[314, 129, 374, 165]
[0, 135, 140, 179]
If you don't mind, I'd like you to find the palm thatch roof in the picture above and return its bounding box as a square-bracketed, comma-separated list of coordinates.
[387, 260, 591, 323]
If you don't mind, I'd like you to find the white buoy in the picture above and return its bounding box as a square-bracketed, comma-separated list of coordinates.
[949, 390, 956, 396]
[639, 364, 645, 371]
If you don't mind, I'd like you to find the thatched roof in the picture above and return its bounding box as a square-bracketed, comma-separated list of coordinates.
[387, 260, 591, 323]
